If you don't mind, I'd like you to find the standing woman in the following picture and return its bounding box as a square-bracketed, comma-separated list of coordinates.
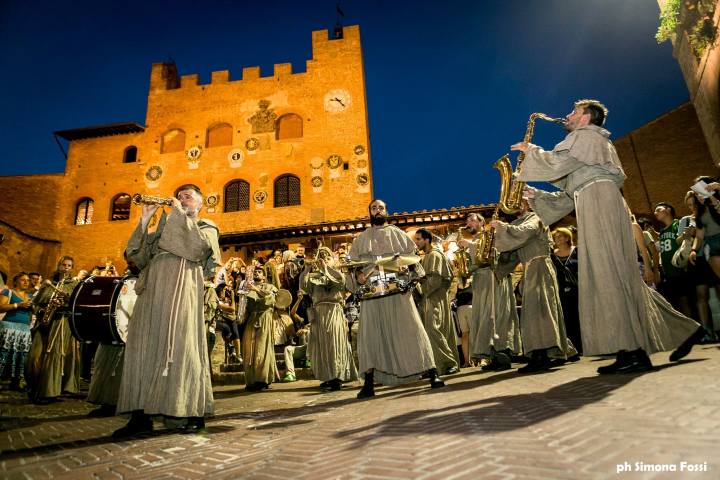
[688, 176, 720, 341]
[551, 228, 582, 355]
[0, 273, 34, 390]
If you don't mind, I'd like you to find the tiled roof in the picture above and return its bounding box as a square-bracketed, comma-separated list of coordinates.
[55, 122, 145, 141]
[219, 204, 495, 245]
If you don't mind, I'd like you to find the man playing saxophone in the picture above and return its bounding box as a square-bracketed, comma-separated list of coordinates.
[512, 99, 701, 373]
[458, 214, 521, 371]
[26, 256, 82, 403]
[490, 201, 576, 373]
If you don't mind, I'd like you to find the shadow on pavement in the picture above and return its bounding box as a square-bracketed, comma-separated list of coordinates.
[334, 359, 708, 449]
[0, 423, 237, 460]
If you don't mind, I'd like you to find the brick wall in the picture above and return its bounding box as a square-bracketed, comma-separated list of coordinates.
[615, 102, 717, 218]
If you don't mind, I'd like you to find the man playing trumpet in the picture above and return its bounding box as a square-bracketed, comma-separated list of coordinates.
[114, 184, 221, 436]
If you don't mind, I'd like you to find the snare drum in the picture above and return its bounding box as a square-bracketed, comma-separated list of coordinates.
[357, 272, 412, 301]
[69, 275, 137, 344]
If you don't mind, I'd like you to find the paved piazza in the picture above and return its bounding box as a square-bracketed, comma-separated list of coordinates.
[1, 345, 718, 479]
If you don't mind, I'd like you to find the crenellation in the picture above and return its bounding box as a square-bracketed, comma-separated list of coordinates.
[274, 63, 293, 78]
[149, 62, 179, 91]
[211, 70, 230, 84]
[242, 66, 261, 80]
[180, 74, 199, 87]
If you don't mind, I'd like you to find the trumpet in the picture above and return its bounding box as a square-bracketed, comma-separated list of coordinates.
[132, 193, 174, 206]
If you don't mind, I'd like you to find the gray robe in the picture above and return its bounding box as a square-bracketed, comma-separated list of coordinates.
[117, 207, 220, 417]
[518, 124, 700, 355]
[467, 243, 522, 359]
[347, 224, 436, 386]
[26, 278, 82, 401]
[303, 266, 357, 382]
[418, 249, 460, 373]
[87, 344, 124, 406]
[242, 283, 280, 386]
[494, 212, 575, 358]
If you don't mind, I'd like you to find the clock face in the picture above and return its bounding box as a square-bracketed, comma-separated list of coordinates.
[324, 89, 351, 113]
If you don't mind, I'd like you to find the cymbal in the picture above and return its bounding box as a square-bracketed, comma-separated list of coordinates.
[375, 254, 421, 271]
[339, 260, 370, 269]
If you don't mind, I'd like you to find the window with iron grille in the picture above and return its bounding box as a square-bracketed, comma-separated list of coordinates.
[225, 180, 250, 212]
[111, 193, 131, 221]
[274, 174, 300, 207]
[75, 198, 94, 225]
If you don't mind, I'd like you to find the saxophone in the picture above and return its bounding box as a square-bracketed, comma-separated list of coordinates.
[39, 277, 71, 326]
[495, 113, 565, 214]
[474, 207, 499, 267]
[453, 227, 473, 279]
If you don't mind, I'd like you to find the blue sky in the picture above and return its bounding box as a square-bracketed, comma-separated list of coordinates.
[0, 0, 688, 213]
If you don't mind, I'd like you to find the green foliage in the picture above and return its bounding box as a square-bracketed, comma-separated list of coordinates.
[656, 0, 682, 43]
[656, 0, 717, 59]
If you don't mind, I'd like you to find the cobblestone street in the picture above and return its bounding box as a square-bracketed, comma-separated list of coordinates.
[1, 345, 719, 480]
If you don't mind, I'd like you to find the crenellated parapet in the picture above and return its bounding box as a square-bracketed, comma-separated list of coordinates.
[147, 25, 362, 94]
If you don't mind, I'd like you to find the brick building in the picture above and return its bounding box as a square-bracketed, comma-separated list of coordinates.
[0, 26, 375, 277]
[616, 101, 716, 218]
[657, 0, 720, 165]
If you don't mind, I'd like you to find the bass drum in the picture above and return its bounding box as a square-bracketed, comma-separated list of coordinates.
[69, 275, 137, 344]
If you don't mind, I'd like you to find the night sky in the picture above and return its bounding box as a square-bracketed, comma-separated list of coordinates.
[1, 0, 689, 214]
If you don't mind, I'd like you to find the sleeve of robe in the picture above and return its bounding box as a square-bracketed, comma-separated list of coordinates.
[495, 250, 521, 278]
[158, 207, 219, 266]
[125, 211, 168, 294]
[518, 127, 624, 183]
[494, 214, 541, 252]
[421, 250, 452, 297]
[247, 284, 278, 310]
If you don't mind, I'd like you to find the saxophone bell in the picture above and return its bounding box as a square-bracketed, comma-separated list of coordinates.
[496, 112, 565, 215]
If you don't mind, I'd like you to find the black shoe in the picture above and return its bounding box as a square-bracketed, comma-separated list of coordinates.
[112, 413, 153, 438]
[8, 379, 23, 391]
[670, 326, 706, 362]
[482, 353, 512, 372]
[328, 379, 342, 391]
[88, 405, 116, 417]
[319, 381, 330, 389]
[357, 372, 375, 399]
[445, 366, 460, 375]
[597, 351, 629, 374]
[615, 349, 653, 374]
[427, 368, 446, 389]
[566, 354, 581, 362]
[183, 417, 207, 434]
[518, 350, 551, 374]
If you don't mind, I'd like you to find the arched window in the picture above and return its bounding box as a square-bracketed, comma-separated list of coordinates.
[161, 128, 186, 153]
[206, 123, 233, 148]
[75, 198, 94, 225]
[110, 193, 131, 221]
[274, 174, 300, 207]
[123, 146, 137, 163]
[276, 113, 303, 140]
[224, 180, 250, 212]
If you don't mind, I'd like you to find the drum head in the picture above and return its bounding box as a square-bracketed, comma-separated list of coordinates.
[115, 277, 137, 343]
[276, 289, 292, 309]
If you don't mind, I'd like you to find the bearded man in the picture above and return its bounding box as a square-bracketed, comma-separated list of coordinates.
[347, 199, 444, 398]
